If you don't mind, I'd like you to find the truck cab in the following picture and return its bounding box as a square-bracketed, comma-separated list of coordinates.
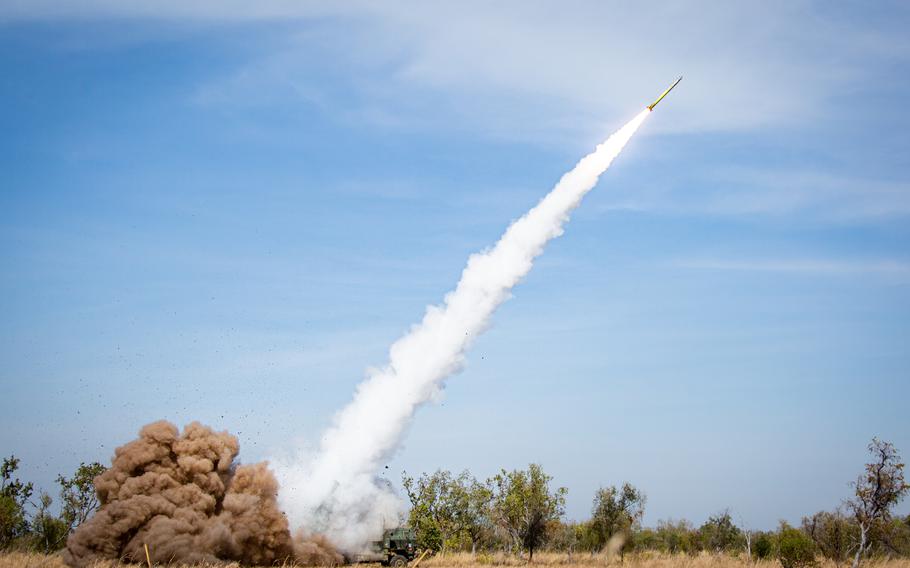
[353, 527, 417, 566]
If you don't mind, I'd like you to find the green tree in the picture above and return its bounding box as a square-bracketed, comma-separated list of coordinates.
[778, 525, 817, 568]
[573, 520, 600, 553]
[878, 515, 910, 557]
[489, 464, 566, 561]
[752, 532, 775, 560]
[654, 519, 695, 555]
[847, 438, 909, 568]
[589, 483, 646, 556]
[697, 510, 742, 553]
[0, 456, 34, 549]
[57, 462, 105, 534]
[402, 470, 453, 552]
[801, 509, 857, 562]
[30, 493, 68, 553]
[545, 520, 579, 553]
[403, 469, 493, 553]
[453, 472, 493, 553]
[631, 527, 661, 552]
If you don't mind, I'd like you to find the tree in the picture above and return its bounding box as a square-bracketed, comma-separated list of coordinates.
[0, 457, 105, 553]
[879, 515, 910, 557]
[57, 462, 105, 534]
[489, 464, 566, 561]
[847, 438, 909, 568]
[403, 469, 493, 553]
[573, 520, 600, 553]
[778, 525, 817, 568]
[545, 520, 579, 553]
[654, 519, 695, 555]
[697, 510, 742, 553]
[752, 532, 775, 560]
[30, 493, 68, 553]
[631, 527, 662, 553]
[402, 470, 453, 552]
[0, 456, 34, 549]
[742, 526, 752, 560]
[589, 483, 646, 556]
[802, 509, 857, 562]
[453, 472, 493, 553]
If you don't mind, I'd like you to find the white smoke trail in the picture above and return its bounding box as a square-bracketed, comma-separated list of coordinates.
[275, 109, 651, 551]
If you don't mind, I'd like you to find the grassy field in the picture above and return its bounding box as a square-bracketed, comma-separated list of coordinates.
[3, 551, 910, 568]
[421, 552, 910, 568]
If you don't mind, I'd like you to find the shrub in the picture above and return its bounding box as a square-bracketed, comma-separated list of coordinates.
[697, 511, 742, 552]
[753, 532, 774, 560]
[778, 527, 816, 568]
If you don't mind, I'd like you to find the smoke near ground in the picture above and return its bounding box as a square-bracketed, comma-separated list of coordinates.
[275, 110, 652, 552]
[64, 421, 342, 567]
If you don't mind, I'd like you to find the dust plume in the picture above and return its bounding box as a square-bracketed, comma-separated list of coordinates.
[64, 420, 342, 567]
[275, 110, 652, 551]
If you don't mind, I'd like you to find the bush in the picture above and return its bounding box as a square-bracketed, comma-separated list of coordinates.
[0, 456, 33, 550]
[778, 527, 816, 568]
[476, 552, 494, 565]
[655, 519, 695, 555]
[801, 510, 856, 562]
[631, 528, 662, 552]
[697, 511, 743, 552]
[753, 532, 774, 559]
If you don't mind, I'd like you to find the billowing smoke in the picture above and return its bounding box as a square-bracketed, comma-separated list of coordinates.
[65, 420, 343, 567]
[275, 110, 652, 551]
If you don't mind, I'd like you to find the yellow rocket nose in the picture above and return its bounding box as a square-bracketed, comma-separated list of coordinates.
[648, 76, 682, 111]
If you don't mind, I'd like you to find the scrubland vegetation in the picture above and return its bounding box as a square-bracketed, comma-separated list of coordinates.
[1, 439, 907, 567]
[421, 551, 910, 568]
[403, 439, 908, 568]
[2, 551, 910, 568]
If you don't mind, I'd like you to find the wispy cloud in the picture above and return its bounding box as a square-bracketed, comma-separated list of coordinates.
[700, 169, 910, 220]
[671, 257, 910, 279]
[596, 166, 910, 223]
[10, 1, 907, 140]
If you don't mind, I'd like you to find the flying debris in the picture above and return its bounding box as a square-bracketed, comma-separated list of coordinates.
[647, 76, 682, 111]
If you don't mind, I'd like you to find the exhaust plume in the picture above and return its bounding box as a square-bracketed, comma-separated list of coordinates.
[65, 420, 342, 567]
[276, 110, 651, 551]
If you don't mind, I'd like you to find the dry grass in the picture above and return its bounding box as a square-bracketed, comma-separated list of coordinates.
[0, 553, 66, 568]
[2, 551, 910, 568]
[0, 552, 236, 568]
[0, 552, 353, 568]
[0, 552, 60, 568]
[422, 551, 910, 568]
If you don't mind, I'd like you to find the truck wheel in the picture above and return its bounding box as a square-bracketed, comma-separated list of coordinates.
[390, 555, 408, 567]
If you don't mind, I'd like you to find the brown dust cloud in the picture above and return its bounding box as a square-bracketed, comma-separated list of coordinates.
[64, 420, 342, 567]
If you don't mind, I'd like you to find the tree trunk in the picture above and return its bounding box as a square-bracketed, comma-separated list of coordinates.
[852, 523, 868, 568]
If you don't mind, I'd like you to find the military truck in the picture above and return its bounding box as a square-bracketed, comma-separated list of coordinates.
[352, 527, 417, 566]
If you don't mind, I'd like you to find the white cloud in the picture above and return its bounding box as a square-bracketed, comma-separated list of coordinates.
[7, 1, 908, 138]
[670, 257, 910, 280]
[701, 169, 910, 220]
[596, 166, 910, 222]
[7, 1, 909, 223]
[0, 0, 332, 22]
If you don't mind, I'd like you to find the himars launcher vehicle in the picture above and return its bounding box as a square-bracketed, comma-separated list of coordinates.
[352, 527, 419, 567]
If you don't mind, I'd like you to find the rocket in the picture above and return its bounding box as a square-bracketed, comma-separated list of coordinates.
[647, 76, 682, 111]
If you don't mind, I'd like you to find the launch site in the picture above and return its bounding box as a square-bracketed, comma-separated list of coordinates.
[1, 2, 908, 568]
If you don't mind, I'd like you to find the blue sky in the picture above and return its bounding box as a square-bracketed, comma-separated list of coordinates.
[1, 1, 908, 530]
